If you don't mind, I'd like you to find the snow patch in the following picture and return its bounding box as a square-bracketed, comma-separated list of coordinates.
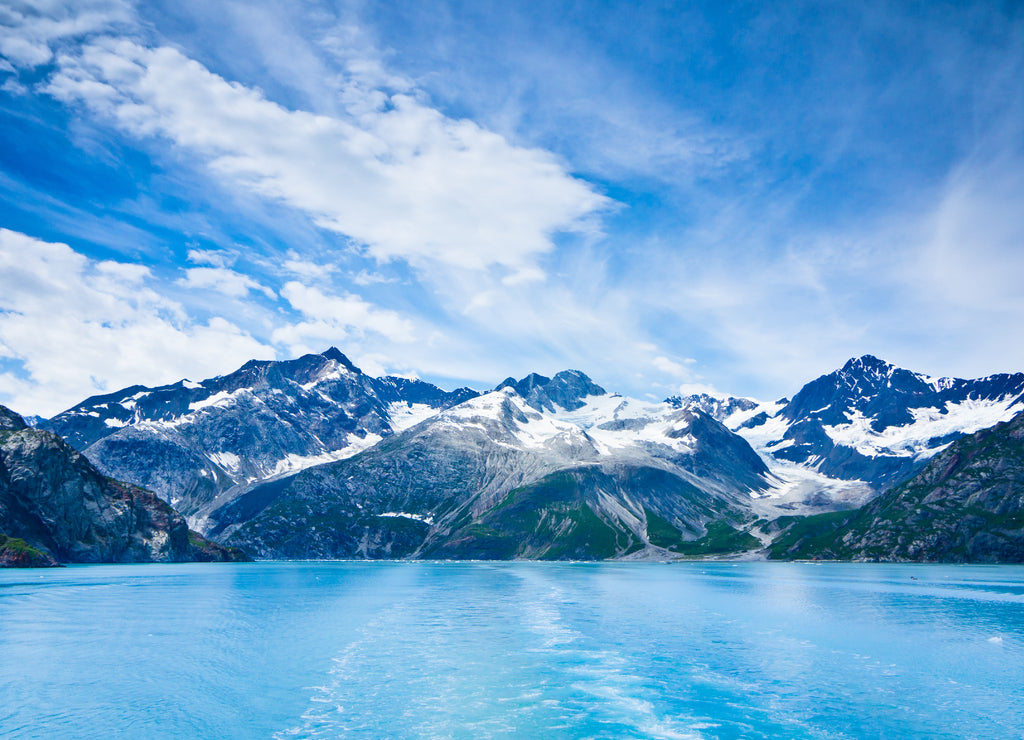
[209, 451, 242, 474]
[300, 365, 351, 391]
[189, 389, 247, 412]
[268, 433, 384, 477]
[388, 402, 440, 432]
[377, 511, 434, 525]
[823, 398, 1024, 458]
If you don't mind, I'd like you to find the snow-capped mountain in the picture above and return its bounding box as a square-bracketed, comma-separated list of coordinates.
[40, 348, 477, 518]
[208, 370, 772, 559]
[768, 407, 1024, 562]
[680, 355, 1024, 510]
[34, 349, 1024, 561]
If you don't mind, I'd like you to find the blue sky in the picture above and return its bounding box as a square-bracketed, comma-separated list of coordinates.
[2, 0, 1023, 416]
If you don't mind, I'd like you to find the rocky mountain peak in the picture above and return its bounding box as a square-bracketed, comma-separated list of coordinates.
[495, 373, 550, 395]
[320, 347, 360, 373]
[495, 370, 605, 412]
[841, 354, 893, 376]
[0, 406, 27, 431]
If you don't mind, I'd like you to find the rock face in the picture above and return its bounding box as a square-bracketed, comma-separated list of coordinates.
[768, 409, 1024, 562]
[212, 374, 770, 559]
[0, 405, 245, 566]
[41, 348, 477, 520]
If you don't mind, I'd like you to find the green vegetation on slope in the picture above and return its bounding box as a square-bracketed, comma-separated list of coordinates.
[0, 533, 59, 568]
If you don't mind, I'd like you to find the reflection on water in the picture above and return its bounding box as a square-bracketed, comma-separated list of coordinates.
[1, 562, 1022, 739]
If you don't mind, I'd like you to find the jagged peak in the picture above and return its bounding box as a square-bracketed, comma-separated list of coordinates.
[493, 372, 550, 396]
[320, 347, 359, 373]
[0, 403, 28, 431]
[840, 354, 895, 375]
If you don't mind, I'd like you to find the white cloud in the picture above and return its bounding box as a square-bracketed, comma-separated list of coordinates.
[916, 161, 1024, 315]
[0, 0, 132, 69]
[0, 229, 272, 416]
[652, 356, 690, 378]
[271, 281, 415, 358]
[282, 253, 338, 281]
[177, 266, 276, 299]
[186, 248, 234, 268]
[350, 269, 396, 286]
[46, 38, 609, 274]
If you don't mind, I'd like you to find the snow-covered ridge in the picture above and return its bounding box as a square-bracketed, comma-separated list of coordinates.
[823, 397, 1024, 458]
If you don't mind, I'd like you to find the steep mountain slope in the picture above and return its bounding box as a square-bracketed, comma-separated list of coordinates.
[768, 409, 1024, 562]
[0, 405, 244, 566]
[679, 356, 1024, 511]
[41, 348, 477, 519]
[208, 373, 771, 559]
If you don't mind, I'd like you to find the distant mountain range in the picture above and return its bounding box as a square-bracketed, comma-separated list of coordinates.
[5, 349, 1023, 564]
[768, 408, 1024, 562]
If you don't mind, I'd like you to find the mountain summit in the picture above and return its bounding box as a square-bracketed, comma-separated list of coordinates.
[495, 370, 606, 412]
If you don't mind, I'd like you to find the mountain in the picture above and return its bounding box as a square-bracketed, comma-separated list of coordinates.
[207, 372, 771, 559]
[29, 350, 1024, 562]
[768, 408, 1024, 562]
[674, 355, 1024, 512]
[0, 404, 245, 567]
[41, 348, 477, 521]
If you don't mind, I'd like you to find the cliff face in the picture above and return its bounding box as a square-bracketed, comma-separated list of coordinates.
[0, 405, 246, 566]
[769, 409, 1024, 562]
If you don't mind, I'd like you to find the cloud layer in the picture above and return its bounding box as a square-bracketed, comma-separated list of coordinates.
[2, 1, 1023, 416]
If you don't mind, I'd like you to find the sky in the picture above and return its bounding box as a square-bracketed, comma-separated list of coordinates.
[2, 0, 1023, 416]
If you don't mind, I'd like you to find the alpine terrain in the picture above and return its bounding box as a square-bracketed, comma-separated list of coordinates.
[41, 348, 477, 520]
[23, 350, 1024, 562]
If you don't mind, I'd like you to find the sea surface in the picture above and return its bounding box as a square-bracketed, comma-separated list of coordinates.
[1, 561, 1022, 739]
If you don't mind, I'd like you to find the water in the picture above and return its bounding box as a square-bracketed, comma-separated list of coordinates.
[1, 562, 1022, 739]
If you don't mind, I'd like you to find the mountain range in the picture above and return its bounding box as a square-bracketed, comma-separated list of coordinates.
[6, 349, 1024, 564]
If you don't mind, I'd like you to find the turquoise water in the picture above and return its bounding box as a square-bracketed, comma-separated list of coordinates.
[1, 562, 1022, 739]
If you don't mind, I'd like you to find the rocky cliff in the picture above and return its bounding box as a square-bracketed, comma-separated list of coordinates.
[0, 405, 246, 567]
[41, 348, 477, 519]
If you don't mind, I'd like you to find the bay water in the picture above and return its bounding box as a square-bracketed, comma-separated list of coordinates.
[1, 561, 1022, 739]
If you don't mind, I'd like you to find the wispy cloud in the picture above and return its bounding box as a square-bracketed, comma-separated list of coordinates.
[177, 267, 276, 300]
[0, 0, 132, 69]
[272, 282, 416, 357]
[45, 37, 609, 276]
[2, 1, 1023, 413]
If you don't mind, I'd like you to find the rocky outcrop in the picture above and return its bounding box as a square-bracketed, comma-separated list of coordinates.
[0, 405, 247, 566]
[768, 409, 1024, 561]
[0, 534, 59, 567]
